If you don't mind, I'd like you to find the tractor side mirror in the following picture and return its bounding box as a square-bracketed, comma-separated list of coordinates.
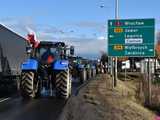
[26, 46, 32, 54]
[70, 46, 74, 55]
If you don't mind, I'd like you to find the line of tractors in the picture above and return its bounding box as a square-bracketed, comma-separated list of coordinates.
[19, 33, 105, 100]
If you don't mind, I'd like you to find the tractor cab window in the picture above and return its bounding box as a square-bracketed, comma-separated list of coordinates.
[39, 48, 48, 57]
[50, 48, 58, 56]
[35, 45, 67, 60]
[34, 47, 55, 60]
[39, 47, 56, 59]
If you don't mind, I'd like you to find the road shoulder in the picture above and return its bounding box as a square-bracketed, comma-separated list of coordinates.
[58, 74, 155, 120]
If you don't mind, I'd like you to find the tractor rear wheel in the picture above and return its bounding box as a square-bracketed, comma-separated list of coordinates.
[87, 69, 92, 79]
[80, 69, 86, 83]
[92, 68, 96, 77]
[55, 70, 71, 99]
[20, 71, 39, 99]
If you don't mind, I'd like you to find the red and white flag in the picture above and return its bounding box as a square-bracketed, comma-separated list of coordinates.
[26, 27, 40, 48]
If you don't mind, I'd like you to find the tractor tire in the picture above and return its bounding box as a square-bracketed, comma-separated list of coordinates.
[69, 74, 72, 96]
[87, 69, 92, 79]
[92, 69, 96, 77]
[55, 70, 71, 99]
[20, 71, 39, 99]
[80, 69, 86, 83]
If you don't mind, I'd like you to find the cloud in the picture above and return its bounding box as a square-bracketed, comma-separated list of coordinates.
[73, 21, 103, 28]
[58, 37, 107, 58]
[37, 25, 66, 34]
[67, 21, 106, 33]
[97, 36, 106, 40]
[0, 17, 37, 37]
[0, 17, 107, 58]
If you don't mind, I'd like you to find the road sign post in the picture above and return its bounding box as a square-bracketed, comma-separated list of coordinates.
[110, 0, 119, 89]
[147, 58, 151, 106]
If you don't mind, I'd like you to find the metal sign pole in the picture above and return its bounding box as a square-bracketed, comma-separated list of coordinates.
[113, 0, 119, 87]
[125, 66, 126, 81]
[115, 0, 119, 19]
[148, 58, 151, 106]
[112, 57, 115, 88]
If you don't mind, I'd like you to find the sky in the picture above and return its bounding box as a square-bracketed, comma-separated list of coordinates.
[0, 0, 160, 59]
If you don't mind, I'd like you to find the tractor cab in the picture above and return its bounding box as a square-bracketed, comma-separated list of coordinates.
[27, 41, 74, 64]
[35, 41, 66, 64]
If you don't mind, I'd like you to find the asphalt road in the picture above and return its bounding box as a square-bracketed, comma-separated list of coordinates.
[0, 81, 82, 120]
[0, 97, 66, 120]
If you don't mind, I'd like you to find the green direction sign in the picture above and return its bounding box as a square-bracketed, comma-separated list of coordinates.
[108, 19, 155, 57]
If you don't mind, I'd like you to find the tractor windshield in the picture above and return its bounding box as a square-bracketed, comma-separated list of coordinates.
[38, 47, 57, 61]
[39, 48, 57, 57]
[36, 46, 66, 61]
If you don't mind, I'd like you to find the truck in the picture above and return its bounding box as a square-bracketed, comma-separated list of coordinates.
[0, 25, 27, 96]
[20, 34, 74, 99]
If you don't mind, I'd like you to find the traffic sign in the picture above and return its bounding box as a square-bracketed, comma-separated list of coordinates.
[108, 18, 155, 57]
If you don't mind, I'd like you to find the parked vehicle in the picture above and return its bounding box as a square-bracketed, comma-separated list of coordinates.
[0, 25, 27, 96]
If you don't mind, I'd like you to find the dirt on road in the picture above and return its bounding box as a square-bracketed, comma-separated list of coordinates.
[58, 74, 156, 120]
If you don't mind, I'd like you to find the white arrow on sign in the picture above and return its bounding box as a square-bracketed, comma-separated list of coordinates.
[149, 49, 153, 52]
[109, 35, 114, 38]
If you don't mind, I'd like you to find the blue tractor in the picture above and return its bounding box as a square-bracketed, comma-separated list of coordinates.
[69, 57, 96, 83]
[69, 56, 87, 83]
[20, 39, 74, 99]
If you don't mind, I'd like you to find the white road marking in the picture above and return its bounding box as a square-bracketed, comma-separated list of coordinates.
[0, 98, 10, 103]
